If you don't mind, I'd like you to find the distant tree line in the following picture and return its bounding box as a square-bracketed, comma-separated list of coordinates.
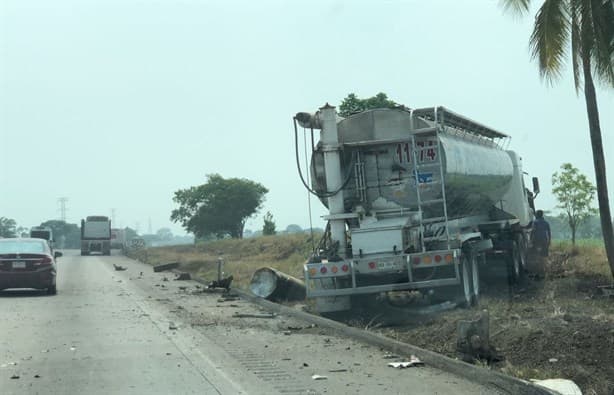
[546, 214, 603, 241]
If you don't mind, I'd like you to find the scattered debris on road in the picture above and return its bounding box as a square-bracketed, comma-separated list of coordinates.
[174, 272, 191, 281]
[597, 285, 614, 297]
[311, 374, 328, 380]
[217, 296, 240, 302]
[169, 322, 178, 330]
[532, 378, 582, 395]
[232, 312, 276, 319]
[10, 374, 19, 379]
[208, 275, 234, 291]
[113, 264, 127, 271]
[387, 355, 424, 368]
[153, 262, 180, 273]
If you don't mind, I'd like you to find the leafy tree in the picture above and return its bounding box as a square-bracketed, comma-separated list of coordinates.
[0, 217, 17, 238]
[40, 220, 81, 248]
[552, 163, 597, 245]
[501, 1, 614, 274]
[262, 211, 277, 236]
[171, 174, 268, 239]
[156, 227, 173, 241]
[124, 227, 138, 241]
[338, 93, 399, 117]
[16, 226, 29, 237]
[285, 224, 303, 234]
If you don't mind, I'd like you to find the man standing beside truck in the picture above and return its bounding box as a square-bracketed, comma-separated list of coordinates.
[532, 210, 551, 257]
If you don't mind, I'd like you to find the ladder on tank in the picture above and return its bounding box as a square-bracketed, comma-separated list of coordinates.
[410, 109, 452, 252]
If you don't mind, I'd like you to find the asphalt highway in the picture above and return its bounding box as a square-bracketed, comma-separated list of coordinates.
[0, 250, 500, 395]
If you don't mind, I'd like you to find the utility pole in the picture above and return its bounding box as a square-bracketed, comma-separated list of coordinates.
[148, 217, 153, 235]
[111, 208, 117, 225]
[57, 197, 68, 222]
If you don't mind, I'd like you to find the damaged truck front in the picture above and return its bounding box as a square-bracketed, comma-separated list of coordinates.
[293, 105, 540, 313]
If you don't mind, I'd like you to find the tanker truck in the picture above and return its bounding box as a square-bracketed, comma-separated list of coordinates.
[293, 104, 540, 313]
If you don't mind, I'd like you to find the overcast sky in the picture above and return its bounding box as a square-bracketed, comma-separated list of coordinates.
[1, 0, 612, 235]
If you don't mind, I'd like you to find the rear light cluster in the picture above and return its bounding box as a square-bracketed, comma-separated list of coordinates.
[34, 256, 53, 266]
[412, 253, 454, 265]
[308, 263, 350, 277]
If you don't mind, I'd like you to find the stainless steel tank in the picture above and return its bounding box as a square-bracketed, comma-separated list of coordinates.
[310, 108, 514, 218]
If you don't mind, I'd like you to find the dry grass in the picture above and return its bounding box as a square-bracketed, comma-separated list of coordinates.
[126, 233, 320, 288]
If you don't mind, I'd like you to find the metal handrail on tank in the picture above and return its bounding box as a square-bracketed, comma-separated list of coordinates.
[412, 106, 511, 149]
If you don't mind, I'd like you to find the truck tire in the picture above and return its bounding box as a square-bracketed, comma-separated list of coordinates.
[507, 241, 526, 286]
[516, 234, 528, 271]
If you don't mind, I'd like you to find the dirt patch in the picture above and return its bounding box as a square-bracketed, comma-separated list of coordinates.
[361, 250, 614, 395]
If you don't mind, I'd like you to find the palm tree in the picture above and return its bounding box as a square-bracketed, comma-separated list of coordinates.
[502, 0, 614, 275]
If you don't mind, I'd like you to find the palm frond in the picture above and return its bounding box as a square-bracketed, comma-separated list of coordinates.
[529, 0, 571, 83]
[588, 0, 614, 87]
[500, 0, 532, 15]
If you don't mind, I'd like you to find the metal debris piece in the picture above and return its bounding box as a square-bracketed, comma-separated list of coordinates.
[169, 322, 178, 330]
[311, 374, 328, 380]
[113, 264, 126, 271]
[532, 379, 582, 395]
[598, 285, 614, 297]
[387, 355, 424, 368]
[153, 262, 180, 273]
[174, 272, 191, 281]
[383, 353, 400, 359]
[10, 375, 19, 379]
[250, 267, 305, 302]
[208, 275, 233, 291]
[232, 312, 276, 319]
[329, 369, 348, 373]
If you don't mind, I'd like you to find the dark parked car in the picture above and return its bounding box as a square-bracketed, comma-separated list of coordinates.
[0, 238, 62, 294]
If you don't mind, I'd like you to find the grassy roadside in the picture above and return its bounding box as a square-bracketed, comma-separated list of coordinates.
[125, 233, 318, 288]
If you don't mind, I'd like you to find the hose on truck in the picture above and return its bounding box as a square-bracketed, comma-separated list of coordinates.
[293, 118, 355, 198]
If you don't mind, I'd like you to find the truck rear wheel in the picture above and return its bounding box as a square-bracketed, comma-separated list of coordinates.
[507, 241, 526, 286]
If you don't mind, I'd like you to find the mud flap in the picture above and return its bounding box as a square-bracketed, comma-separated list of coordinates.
[314, 296, 351, 313]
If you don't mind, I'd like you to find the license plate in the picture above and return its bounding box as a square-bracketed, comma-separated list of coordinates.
[378, 261, 394, 270]
[12, 261, 26, 269]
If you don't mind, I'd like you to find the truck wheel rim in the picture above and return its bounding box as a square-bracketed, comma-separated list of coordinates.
[471, 254, 479, 303]
[461, 258, 471, 305]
